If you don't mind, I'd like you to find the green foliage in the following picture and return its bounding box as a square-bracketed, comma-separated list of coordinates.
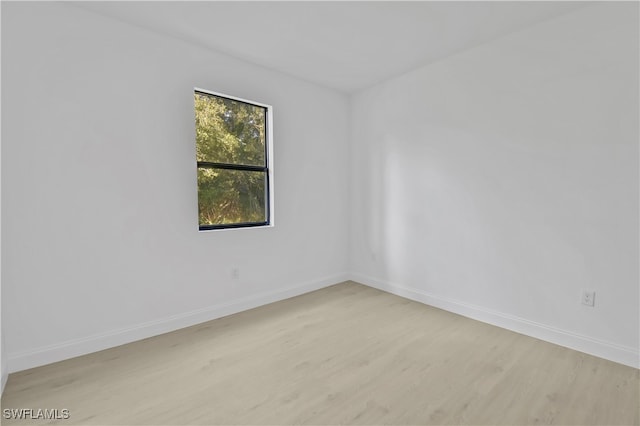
[195, 93, 267, 226]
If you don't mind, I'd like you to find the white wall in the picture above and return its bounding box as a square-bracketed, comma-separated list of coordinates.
[2, 2, 349, 372]
[2, 1, 637, 375]
[1, 0, 5, 390]
[350, 3, 639, 367]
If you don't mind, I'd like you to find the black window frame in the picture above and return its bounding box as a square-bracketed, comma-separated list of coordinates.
[194, 89, 272, 231]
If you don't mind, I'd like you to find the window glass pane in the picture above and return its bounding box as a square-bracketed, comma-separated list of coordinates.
[195, 92, 266, 167]
[198, 168, 267, 226]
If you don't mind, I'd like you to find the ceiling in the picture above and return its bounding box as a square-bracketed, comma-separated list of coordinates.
[76, 1, 590, 94]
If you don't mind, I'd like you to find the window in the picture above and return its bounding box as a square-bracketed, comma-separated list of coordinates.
[194, 89, 273, 230]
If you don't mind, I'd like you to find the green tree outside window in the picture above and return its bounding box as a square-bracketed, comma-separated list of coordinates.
[194, 90, 271, 229]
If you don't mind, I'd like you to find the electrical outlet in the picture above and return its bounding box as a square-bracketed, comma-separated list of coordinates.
[231, 268, 240, 280]
[581, 289, 595, 307]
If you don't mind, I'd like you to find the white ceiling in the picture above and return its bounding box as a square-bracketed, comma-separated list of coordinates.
[76, 1, 590, 94]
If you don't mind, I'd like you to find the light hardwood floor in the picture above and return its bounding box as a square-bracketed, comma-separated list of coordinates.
[2, 281, 638, 425]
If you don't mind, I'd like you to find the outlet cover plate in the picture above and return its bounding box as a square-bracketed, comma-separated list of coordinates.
[582, 289, 595, 307]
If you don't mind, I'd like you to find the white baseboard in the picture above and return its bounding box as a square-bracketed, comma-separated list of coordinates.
[1, 366, 7, 395]
[351, 273, 639, 369]
[8, 273, 349, 373]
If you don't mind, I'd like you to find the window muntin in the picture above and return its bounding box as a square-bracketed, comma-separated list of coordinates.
[194, 89, 271, 230]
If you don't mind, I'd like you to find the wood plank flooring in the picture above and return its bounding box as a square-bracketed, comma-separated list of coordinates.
[2, 281, 638, 425]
